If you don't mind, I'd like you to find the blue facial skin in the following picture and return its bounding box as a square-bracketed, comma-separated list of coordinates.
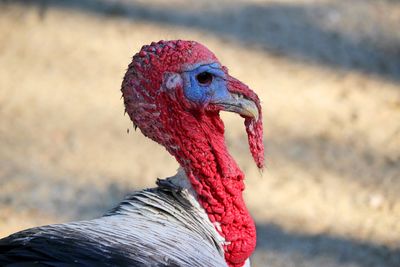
[182, 63, 231, 106]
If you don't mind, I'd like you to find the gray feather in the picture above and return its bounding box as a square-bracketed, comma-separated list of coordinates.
[0, 172, 227, 267]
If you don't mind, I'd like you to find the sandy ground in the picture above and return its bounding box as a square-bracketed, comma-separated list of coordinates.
[0, 0, 400, 266]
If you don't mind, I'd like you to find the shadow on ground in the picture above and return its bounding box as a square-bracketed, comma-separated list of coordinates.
[5, 0, 400, 82]
[255, 223, 400, 267]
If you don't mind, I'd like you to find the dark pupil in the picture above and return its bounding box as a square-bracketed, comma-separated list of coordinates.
[196, 72, 213, 85]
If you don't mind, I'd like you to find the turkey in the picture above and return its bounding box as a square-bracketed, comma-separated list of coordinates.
[0, 40, 264, 267]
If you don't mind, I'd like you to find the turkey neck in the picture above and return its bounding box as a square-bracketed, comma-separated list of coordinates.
[166, 111, 256, 267]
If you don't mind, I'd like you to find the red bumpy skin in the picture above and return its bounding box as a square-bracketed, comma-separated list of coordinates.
[121, 40, 264, 267]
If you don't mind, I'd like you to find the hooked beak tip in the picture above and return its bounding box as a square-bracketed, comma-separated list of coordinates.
[214, 93, 260, 121]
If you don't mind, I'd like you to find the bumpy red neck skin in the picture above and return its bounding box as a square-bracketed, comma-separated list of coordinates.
[160, 106, 256, 267]
[121, 40, 262, 267]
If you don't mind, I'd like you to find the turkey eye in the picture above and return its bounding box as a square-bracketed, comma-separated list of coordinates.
[196, 72, 213, 85]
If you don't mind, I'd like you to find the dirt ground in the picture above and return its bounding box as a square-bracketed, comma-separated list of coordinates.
[0, 0, 400, 266]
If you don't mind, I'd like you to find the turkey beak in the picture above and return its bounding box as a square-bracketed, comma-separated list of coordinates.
[214, 93, 259, 121]
[213, 75, 261, 121]
[212, 76, 260, 121]
[213, 74, 265, 169]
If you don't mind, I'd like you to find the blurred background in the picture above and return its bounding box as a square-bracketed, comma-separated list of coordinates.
[0, 0, 400, 266]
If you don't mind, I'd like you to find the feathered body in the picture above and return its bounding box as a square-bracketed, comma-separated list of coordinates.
[0, 40, 264, 267]
[0, 170, 227, 266]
